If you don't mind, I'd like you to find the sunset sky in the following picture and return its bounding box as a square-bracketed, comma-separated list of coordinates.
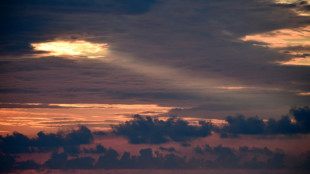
[1, 0, 310, 173]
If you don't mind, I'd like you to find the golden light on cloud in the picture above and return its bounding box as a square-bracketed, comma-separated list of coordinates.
[275, 0, 310, 16]
[241, 26, 310, 48]
[31, 40, 109, 58]
[241, 25, 310, 66]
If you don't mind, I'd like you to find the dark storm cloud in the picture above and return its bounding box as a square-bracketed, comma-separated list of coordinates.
[0, 126, 93, 153]
[112, 115, 213, 144]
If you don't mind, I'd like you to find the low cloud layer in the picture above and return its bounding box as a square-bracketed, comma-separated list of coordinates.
[1, 144, 310, 172]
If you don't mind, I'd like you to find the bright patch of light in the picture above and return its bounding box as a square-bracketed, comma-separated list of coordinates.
[31, 40, 108, 59]
[241, 26, 310, 48]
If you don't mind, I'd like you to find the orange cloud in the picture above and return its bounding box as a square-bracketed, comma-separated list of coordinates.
[0, 103, 174, 135]
[241, 25, 310, 66]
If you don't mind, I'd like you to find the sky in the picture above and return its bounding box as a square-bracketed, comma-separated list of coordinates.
[0, 0, 310, 173]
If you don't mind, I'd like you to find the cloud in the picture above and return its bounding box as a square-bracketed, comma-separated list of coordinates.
[83, 144, 106, 154]
[1, 0, 309, 117]
[194, 144, 287, 169]
[290, 106, 310, 132]
[274, 0, 310, 16]
[112, 115, 213, 144]
[31, 40, 109, 59]
[45, 152, 95, 169]
[18, 145, 308, 170]
[241, 25, 310, 66]
[0, 153, 15, 172]
[0, 126, 93, 153]
[1, 106, 309, 156]
[219, 106, 310, 137]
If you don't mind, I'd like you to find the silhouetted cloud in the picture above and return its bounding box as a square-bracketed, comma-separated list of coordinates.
[0, 126, 93, 153]
[194, 144, 287, 169]
[219, 106, 310, 137]
[290, 106, 310, 133]
[45, 152, 95, 169]
[0, 153, 15, 172]
[38, 145, 310, 170]
[112, 115, 212, 144]
[83, 144, 106, 154]
[2, 143, 310, 171]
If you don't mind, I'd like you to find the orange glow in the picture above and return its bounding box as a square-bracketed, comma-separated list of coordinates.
[241, 26, 310, 48]
[275, 0, 310, 16]
[298, 92, 310, 96]
[0, 103, 175, 135]
[218, 86, 249, 90]
[31, 40, 109, 58]
[241, 25, 310, 66]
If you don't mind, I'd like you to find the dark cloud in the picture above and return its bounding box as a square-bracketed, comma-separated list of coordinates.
[112, 115, 212, 144]
[25, 145, 310, 170]
[219, 106, 310, 137]
[83, 144, 106, 154]
[0, 153, 15, 172]
[1, 142, 310, 171]
[15, 160, 40, 170]
[220, 115, 265, 136]
[94, 147, 188, 169]
[45, 152, 95, 169]
[290, 106, 310, 133]
[194, 144, 287, 169]
[0, 88, 39, 94]
[0, 126, 93, 153]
